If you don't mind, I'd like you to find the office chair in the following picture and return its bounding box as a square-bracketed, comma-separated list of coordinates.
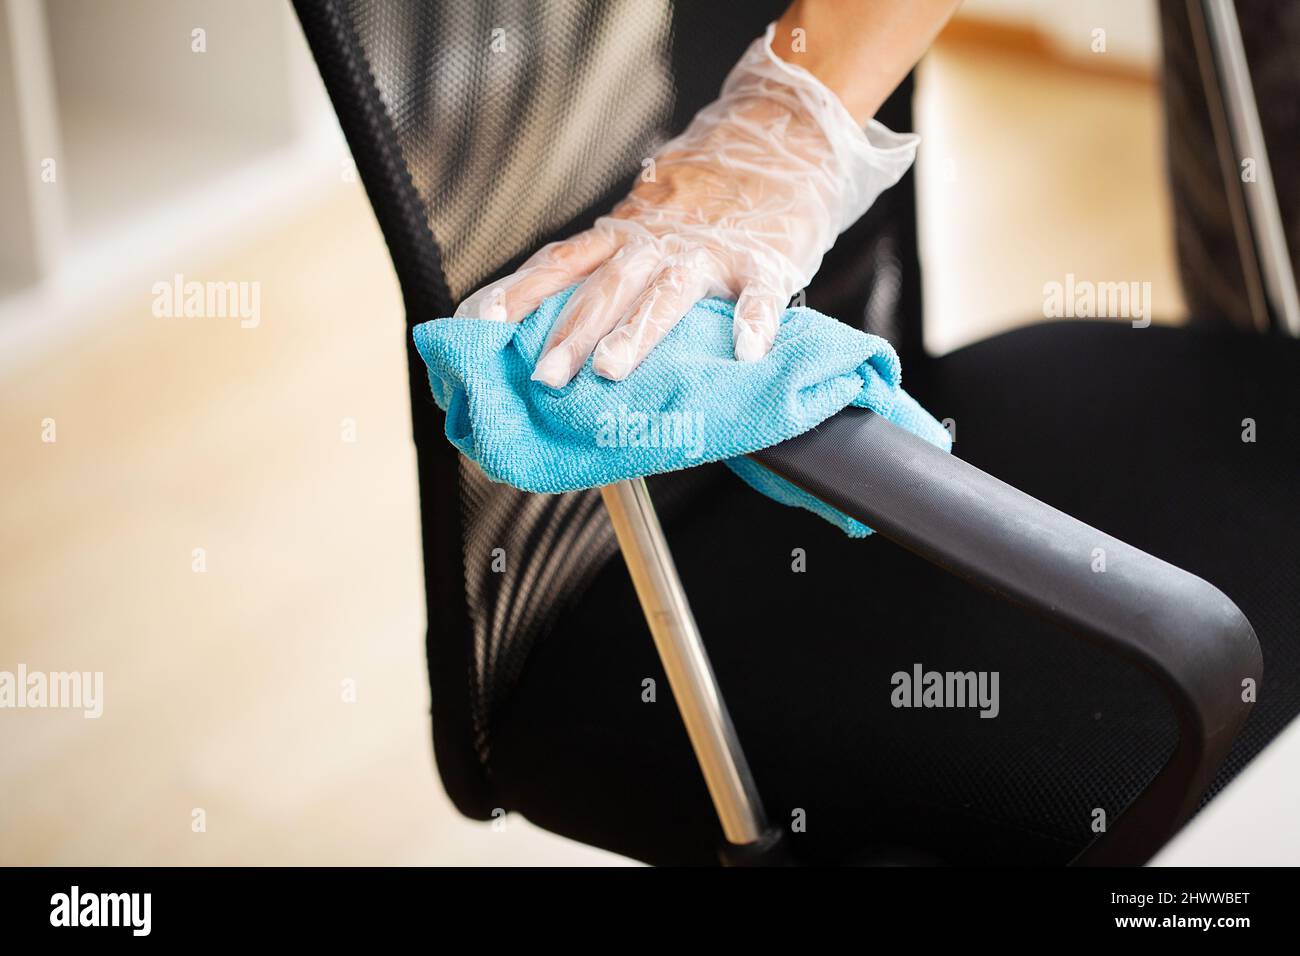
[293, 0, 1298, 865]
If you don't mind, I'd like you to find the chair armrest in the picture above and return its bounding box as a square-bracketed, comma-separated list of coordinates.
[749, 406, 1262, 865]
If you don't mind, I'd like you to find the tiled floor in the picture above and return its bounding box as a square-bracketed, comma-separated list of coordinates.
[0, 35, 1183, 865]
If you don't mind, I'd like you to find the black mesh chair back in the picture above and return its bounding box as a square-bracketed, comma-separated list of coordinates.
[294, 0, 923, 821]
[294, 1, 1291, 867]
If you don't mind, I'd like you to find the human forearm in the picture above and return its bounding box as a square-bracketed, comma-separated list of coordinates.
[772, 0, 962, 124]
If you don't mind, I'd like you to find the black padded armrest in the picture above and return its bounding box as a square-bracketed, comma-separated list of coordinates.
[750, 406, 1261, 865]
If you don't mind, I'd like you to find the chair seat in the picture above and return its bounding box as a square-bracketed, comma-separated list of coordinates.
[482, 321, 1300, 865]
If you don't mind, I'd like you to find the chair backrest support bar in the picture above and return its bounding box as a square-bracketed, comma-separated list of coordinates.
[1190, 0, 1300, 335]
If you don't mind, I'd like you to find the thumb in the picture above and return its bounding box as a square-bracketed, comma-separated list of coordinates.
[732, 284, 786, 362]
[454, 228, 620, 322]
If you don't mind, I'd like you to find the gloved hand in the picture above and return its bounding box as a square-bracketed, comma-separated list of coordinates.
[454, 22, 919, 388]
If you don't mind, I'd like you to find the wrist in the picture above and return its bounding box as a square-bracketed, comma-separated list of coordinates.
[719, 23, 919, 237]
[770, 7, 889, 123]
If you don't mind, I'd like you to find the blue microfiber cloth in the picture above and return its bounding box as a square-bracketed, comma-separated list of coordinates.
[412, 288, 951, 537]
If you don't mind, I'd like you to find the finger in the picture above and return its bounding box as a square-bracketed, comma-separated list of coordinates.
[531, 244, 660, 388]
[505, 229, 623, 320]
[592, 253, 712, 382]
[453, 228, 620, 323]
[732, 283, 784, 362]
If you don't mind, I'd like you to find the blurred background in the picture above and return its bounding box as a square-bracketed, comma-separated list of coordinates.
[1, 0, 1185, 864]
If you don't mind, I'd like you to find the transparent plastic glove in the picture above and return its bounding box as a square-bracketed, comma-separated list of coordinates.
[454, 22, 919, 388]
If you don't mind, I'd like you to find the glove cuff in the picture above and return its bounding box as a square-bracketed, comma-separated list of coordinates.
[737, 22, 922, 236]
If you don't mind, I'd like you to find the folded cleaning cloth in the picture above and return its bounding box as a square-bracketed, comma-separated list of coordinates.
[412, 288, 951, 537]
